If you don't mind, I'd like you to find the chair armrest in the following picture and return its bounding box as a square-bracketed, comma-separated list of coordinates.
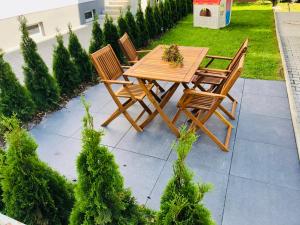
[121, 65, 131, 69]
[137, 50, 151, 53]
[195, 71, 227, 79]
[184, 89, 226, 99]
[206, 55, 233, 60]
[198, 68, 231, 74]
[101, 80, 133, 85]
[128, 60, 138, 64]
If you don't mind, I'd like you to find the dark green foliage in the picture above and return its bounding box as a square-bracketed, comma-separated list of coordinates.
[89, 16, 104, 54]
[68, 25, 93, 83]
[182, 0, 188, 17]
[145, 2, 157, 38]
[0, 147, 5, 212]
[159, 0, 168, 32]
[176, 0, 183, 20]
[70, 98, 154, 225]
[136, 2, 149, 47]
[0, 116, 74, 225]
[153, 3, 163, 35]
[169, 0, 177, 24]
[118, 13, 130, 37]
[103, 15, 123, 61]
[53, 34, 80, 97]
[157, 127, 215, 225]
[19, 17, 60, 112]
[125, 7, 139, 46]
[188, 0, 193, 14]
[164, 0, 173, 29]
[0, 51, 36, 122]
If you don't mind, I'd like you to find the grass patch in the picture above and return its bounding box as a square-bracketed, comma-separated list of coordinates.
[149, 3, 282, 80]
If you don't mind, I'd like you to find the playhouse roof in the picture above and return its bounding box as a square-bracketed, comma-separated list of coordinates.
[193, 0, 221, 5]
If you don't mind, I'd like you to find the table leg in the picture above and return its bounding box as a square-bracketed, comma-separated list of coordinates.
[138, 79, 180, 137]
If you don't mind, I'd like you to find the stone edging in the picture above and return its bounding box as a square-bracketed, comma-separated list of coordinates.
[274, 9, 300, 159]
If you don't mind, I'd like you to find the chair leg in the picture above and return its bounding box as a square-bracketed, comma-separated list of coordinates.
[218, 93, 238, 120]
[123, 110, 143, 132]
[152, 80, 165, 93]
[172, 109, 182, 124]
[138, 100, 152, 114]
[183, 109, 229, 152]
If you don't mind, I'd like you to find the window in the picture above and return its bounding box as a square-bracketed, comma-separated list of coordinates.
[200, 8, 211, 17]
[27, 23, 44, 37]
[84, 10, 95, 23]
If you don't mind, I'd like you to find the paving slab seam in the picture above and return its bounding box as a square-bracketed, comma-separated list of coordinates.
[221, 77, 246, 225]
[274, 11, 300, 159]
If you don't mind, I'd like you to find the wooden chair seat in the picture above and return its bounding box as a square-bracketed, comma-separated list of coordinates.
[192, 75, 223, 86]
[184, 94, 217, 111]
[115, 83, 154, 100]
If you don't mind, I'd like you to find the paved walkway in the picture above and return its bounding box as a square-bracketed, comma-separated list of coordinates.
[276, 12, 300, 153]
[29, 78, 300, 225]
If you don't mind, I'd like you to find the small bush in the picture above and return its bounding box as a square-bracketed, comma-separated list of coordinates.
[136, 2, 149, 47]
[169, 0, 178, 24]
[118, 12, 130, 37]
[68, 25, 93, 83]
[19, 16, 60, 112]
[157, 127, 215, 225]
[0, 51, 36, 122]
[164, 0, 173, 29]
[89, 16, 104, 54]
[145, 2, 158, 38]
[0, 147, 5, 213]
[153, 2, 163, 35]
[159, 0, 168, 32]
[53, 34, 80, 97]
[1, 116, 74, 225]
[125, 7, 139, 46]
[103, 15, 123, 61]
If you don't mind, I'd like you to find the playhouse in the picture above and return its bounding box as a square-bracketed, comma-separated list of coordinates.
[193, 0, 233, 29]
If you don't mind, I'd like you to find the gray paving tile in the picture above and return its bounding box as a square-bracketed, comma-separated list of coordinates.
[113, 148, 165, 204]
[231, 139, 300, 191]
[241, 93, 291, 119]
[236, 112, 296, 148]
[146, 162, 228, 225]
[72, 112, 132, 148]
[243, 79, 287, 98]
[222, 176, 300, 225]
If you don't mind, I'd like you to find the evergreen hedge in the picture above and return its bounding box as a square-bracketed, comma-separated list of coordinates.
[125, 7, 139, 46]
[19, 17, 60, 112]
[103, 15, 123, 61]
[68, 25, 93, 83]
[145, 2, 157, 39]
[117, 12, 130, 37]
[53, 34, 80, 97]
[157, 127, 215, 225]
[164, 0, 173, 29]
[0, 117, 74, 225]
[0, 147, 5, 213]
[159, 0, 168, 32]
[153, 2, 163, 36]
[0, 51, 36, 122]
[89, 16, 104, 54]
[70, 98, 154, 225]
[135, 3, 149, 48]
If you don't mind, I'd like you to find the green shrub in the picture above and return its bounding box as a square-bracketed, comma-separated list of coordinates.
[145, 2, 157, 38]
[159, 0, 168, 32]
[0, 147, 5, 213]
[188, 0, 193, 13]
[68, 25, 93, 83]
[19, 17, 60, 112]
[157, 127, 215, 225]
[89, 16, 104, 54]
[0, 51, 36, 122]
[176, 0, 183, 20]
[169, 0, 177, 24]
[136, 2, 149, 47]
[118, 12, 130, 37]
[103, 15, 123, 61]
[70, 98, 153, 225]
[0, 117, 74, 225]
[53, 34, 80, 97]
[153, 2, 163, 35]
[125, 7, 139, 46]
[164, 0, 173, 29]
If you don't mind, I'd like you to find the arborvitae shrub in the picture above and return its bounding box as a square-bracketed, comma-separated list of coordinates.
[153, 3, 163, 35]
[176, 0, 182, 20]
[183, 0, 188, 17]
[0, 147, 5, 213]
[136, 2, 149, 48]
[118, 12, 130, 37]
[157, 127, 215, 225]
[53, 34, 80, 97]
[125, 7, 139, 46]
[164, 0, 173, 29]
[103, 15, 123, 61]
[0, 51, 36, 122]
[19, 17, 60, 112]
[188, 0, 193, 13]
[70, 98, 155, 225]
[159, 0, 168, 32]
[169, 0, 177, 24]
[0, 117, 74, 225]
[89, 16, 104, 54]
[145, 2, 157, 39]
[68, 25, 93, 83]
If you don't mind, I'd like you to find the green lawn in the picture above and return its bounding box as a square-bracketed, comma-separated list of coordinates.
[149, 3, 282, 80]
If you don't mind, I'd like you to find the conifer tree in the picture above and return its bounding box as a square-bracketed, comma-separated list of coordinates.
[70, 98, 153, 225]
[103, 15, 123, 61]
[0, 116, 74, 225]
[176, 0, 182, 20]
[164, 0, 173, 29]
[159, 0, 168, 32]
[157, 127, 215, 225]
[125, 7, 139, 46]
[153, 2, 163, 35]
[169, 0, 177, 24]
[136, 2, 149, 47]
[53, 34, 80, 97]
[117, 12, 130, 37]
[0, 51, 36, 122]
[0, 147, 5, 213]
[68, 25, 93, 83]
[182, 0, 188, 17]
[89, 15, 104, 54]
[19, 16, 60, 112]
[145, 2, 157, 38]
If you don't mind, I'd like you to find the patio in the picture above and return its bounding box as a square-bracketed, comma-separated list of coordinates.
[29, 77, 300, 225]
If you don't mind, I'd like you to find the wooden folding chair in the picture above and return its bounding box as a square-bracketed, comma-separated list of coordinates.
[90, 44, 155, 132]
[118, 33, 165, 93]
[190, 39, 248, 120]
[173, 54, 245, 151]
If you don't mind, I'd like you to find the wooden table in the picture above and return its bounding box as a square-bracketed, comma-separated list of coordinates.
[124, 45, 209, 137]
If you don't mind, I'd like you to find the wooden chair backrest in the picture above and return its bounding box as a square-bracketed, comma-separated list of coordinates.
[227, 39, 248, 71]
[221, 54, 245, 96]
[90, 44, 124, 81]
[118, 33, 138, 62]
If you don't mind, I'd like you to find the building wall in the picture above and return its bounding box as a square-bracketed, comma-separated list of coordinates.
[78, 0, 103, 24]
